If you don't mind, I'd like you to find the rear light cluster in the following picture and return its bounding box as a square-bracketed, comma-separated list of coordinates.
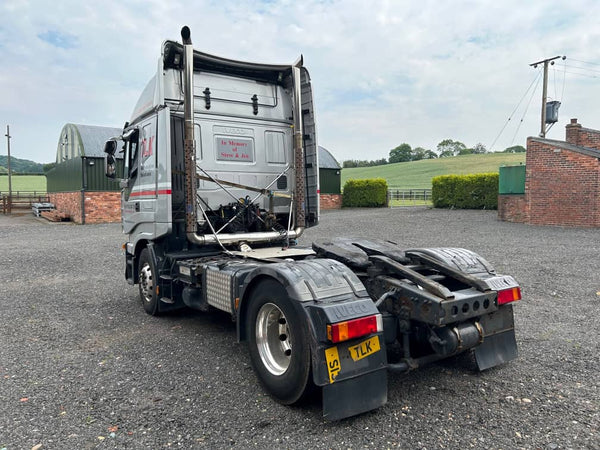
[327, 314, 383, 343]
[497, 287, 522, 305]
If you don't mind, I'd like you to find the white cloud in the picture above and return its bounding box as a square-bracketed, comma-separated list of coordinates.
[0, 0, 599, 165]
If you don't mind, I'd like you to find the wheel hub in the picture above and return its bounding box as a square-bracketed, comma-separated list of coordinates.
[256, 303, 292, 376]
[139, 263, 153, 303]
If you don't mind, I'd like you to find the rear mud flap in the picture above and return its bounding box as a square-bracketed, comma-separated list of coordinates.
[474, 329, 518, 371]
[322, 368, 387, 421]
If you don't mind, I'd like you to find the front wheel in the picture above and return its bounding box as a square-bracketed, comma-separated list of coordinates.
[138, 248, 159, 315]
[246, 279, 312, 404]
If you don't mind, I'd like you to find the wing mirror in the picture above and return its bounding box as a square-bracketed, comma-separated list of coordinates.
[104, 140, 118, 179]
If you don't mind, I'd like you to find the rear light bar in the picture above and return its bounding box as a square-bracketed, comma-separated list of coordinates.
[327, 314, 383, 343]
[497, 287, 522, 305]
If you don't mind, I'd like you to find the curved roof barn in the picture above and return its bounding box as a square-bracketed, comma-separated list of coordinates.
[318, 146, 341, 169]
[56, 123, 122, 162]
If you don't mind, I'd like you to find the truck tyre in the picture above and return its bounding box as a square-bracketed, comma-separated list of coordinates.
[246, 279, 312, 405]
[138, 248, 159, 315]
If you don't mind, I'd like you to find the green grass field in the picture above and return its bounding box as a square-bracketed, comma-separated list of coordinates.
[0, 175, 47, 193]
[342, 153, 526, 189]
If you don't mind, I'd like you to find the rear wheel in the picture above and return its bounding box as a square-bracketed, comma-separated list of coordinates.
[246, 279, 312, 404]
[138, 248, 158, 315]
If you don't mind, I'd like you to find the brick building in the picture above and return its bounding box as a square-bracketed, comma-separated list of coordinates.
[46, 123, 123, 224]
[499, 119, 600, 227]
[318, 146, 343, 209]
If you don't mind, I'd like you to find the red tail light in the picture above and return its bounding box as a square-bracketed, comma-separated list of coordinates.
[327, 314, 383, 343]
[497, 287, 521, 305]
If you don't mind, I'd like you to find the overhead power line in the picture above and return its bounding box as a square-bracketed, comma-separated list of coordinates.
[510, 72, 542, 145]
[555, 63, 600, 75]
[488, 70, 541, 151]
[567, 57, 600, 67]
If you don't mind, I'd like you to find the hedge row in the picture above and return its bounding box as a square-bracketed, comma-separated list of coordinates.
[432, 173, 499, 209]
[342, 178, 388, 207]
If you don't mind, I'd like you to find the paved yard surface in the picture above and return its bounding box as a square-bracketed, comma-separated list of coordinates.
[0, 208, 598, 449]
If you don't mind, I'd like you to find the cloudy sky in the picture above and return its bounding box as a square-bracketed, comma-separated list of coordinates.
[1, 0, 599, 164]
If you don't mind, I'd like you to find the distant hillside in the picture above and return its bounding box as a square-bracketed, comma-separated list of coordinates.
[341, 153, 526, 189]
[0, 155, 45, 174]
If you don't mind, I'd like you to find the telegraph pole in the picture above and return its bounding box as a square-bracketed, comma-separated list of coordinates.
[530, 56, 565, 138]
[5, 125, 12, 212]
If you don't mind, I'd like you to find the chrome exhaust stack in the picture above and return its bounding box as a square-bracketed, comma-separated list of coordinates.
[181, 26, 198, 240]
[292, 58, 306, 230]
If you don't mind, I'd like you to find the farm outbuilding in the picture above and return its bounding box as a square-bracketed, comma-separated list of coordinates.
[46, 123, 123, 224]
[318, 146, 342, 209]
[499, 118, 600, 227]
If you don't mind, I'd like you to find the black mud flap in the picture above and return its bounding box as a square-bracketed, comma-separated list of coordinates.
[322, 368, 387, 421]
[474, 304, 518, 371]
[474, 329, 518, 371]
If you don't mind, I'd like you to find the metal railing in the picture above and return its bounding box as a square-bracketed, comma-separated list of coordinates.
[387, 188, 432, 207]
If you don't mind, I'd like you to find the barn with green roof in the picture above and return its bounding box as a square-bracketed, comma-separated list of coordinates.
[318, 145, 342, 209]
[45, 123, 123, 223]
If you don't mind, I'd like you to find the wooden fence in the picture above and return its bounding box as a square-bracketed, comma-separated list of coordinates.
[1, 191, 50, 214]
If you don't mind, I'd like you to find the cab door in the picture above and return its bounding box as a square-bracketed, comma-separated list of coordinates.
[122, 115, 158, 236]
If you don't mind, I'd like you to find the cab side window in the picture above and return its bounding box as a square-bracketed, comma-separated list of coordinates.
[128, 130, 140, 178]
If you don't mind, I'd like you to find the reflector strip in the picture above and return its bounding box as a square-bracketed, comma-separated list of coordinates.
[130, 189, 172, 197]
[326, 314, 382, 343]
[497, 287, 521, 305]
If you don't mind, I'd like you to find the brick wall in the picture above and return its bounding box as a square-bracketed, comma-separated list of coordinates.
[525, 138, 600, 227]
[498, 195, 528, 223]
[49, 192, 82, 223]
[84, 192, 121, 224]
[320, 193, 342, 209]
[499, 119, 600, 228]
[49, 191, 121, 224]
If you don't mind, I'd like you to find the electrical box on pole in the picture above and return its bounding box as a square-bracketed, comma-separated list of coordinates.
[530, 56, 566, 137]
[545, 101, 561, 124]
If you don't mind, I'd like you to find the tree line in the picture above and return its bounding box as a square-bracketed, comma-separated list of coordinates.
[342, 140, 525, 168]
[0, 155, 46, 174]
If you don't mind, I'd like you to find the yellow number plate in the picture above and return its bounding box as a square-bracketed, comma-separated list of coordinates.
[348, 336, 381, 362]
[325, 346, 341, 383]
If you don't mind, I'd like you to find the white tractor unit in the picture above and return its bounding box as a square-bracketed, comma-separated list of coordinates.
[104, 27, 521, 420]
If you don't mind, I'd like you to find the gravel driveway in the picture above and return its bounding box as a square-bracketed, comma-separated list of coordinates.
[0, 208, 598, 449]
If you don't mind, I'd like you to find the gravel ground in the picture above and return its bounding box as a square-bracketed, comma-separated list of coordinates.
[0, 208, 598, 449]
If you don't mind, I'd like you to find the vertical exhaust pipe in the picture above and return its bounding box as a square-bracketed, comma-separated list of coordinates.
[292, 59, 306, 229]
[181, 26, 197, 238]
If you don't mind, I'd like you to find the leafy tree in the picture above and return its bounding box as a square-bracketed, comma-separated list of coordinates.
[411, 147, 427, 161]
[0, 155, 44, 173]
[43, 162, 57, 172]
[343, 158, 388, 168]
[436, 139, 466, 157]
[471, 143, 488, 154]
[502, 145, 526, 153]
[458, 148, 474, 156]
[389, 143, 412, 163]
[423, 149, 438, 159]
